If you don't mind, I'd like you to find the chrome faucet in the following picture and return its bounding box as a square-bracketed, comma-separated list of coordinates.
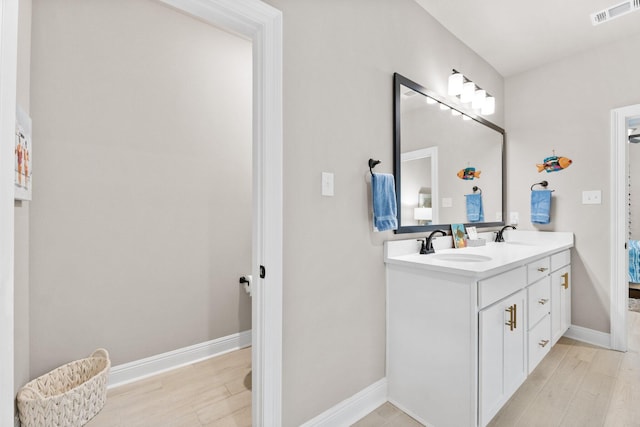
[495, 225, 516, 242]
[419, 229, 447, 254]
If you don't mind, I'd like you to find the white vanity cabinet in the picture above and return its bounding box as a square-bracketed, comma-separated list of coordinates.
[550, 250, 571, 345]
[385, 232, 573, 427]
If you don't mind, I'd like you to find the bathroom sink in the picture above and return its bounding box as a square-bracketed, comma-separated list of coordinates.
[431, 253, 493, 263]
[504, 241, 537, 246]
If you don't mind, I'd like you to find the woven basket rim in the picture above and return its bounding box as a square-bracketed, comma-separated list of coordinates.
[17, 348, 110, 403]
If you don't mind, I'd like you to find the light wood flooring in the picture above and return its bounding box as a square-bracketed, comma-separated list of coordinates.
[356, 310, 640, 427]
[86, 347, 251, 427]
[86, 312, 640, 427]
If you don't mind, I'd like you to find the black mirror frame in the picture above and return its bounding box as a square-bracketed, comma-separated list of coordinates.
[393, 73, 506, 234]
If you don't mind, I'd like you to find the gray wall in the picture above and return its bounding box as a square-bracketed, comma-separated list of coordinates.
[263, 0, 503, 425]
[29, 0, 252, 376]
[505, 33, 640, 333]
[14, 0, 32, 395]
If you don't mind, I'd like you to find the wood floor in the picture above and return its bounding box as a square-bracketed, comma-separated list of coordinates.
[86, 312, 640, 427]
[357, 310, 640, 427]
[86, 347, 251, 427]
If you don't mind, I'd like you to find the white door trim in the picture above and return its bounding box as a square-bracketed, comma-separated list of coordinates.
[0, 0, 19, 425]
[610, 104, 640, 352]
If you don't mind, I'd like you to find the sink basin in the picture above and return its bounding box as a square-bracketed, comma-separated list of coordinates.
[504, 241, 537, 246]
[431, 253, 492, 263]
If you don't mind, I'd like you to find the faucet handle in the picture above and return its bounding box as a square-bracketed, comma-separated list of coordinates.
[417, 238, 427, 254]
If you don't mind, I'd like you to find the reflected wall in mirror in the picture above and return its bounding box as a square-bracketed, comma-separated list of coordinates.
[393, 73, 505, 234]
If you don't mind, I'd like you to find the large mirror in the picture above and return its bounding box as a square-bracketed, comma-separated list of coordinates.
[393, 73, 505, 234]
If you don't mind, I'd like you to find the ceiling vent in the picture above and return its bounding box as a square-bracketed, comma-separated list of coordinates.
[591, 0, 640, 25]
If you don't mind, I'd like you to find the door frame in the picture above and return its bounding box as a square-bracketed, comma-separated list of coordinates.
[0, 0, 19, 424]
[610, 104, 640, 352]
[0, 0, 283, 425]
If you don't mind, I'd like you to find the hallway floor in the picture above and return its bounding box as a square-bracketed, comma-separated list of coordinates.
[356, 310, 640, 427]
[86, 347, 251, 427]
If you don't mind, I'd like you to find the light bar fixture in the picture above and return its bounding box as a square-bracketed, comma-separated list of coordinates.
[447, 69, 495, 116]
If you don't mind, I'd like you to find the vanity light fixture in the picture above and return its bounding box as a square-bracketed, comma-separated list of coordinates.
[448, 70, 464, 96]
[460, 81, 476, 103]
[448, 69, 495, 115]
[472, 89, 486, 110]
[481, 95, 496, 115]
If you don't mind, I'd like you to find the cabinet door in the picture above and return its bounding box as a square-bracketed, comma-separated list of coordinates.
[551, 265, 571, 345]
[479, 289, 527, 427]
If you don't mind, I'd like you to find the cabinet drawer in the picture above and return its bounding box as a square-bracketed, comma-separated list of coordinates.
[551, 250, 571, 271]
[527, 257, 550, 284]
[478, 267, 526, 309]
[528, 314, 551, 374]
[528, 276, 551, 327]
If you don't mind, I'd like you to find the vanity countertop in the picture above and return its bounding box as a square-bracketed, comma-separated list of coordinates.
[384, 231, 574, 279]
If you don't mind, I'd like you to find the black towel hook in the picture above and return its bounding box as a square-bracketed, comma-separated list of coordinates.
[531, 180, 555, 192]
[473, 186, 482, 194]
[369, 158, 381, 176]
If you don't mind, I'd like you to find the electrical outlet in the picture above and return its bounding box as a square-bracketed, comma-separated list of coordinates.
[509, 212, 519, 225]
[321, 172, 334, 196]
[442, 197, 452, 208]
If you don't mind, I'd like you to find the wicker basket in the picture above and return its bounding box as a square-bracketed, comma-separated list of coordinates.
[17, 348, 110, 427]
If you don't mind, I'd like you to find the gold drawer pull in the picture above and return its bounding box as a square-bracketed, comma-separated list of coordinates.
[505, 305, 515, 331]
[562, 272, 569, 289]
[538, 298, 549, 305]
[539, 339, 550, 348]
[537, 267, 548, 272]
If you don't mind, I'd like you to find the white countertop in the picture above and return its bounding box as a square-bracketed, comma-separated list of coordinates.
[384, 231, 574, 279]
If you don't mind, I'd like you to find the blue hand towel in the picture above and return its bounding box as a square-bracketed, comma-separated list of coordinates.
[371, 173, 398, 232]
[531, 190, 552, 224]
[465, 193, 484, 222]
[629, 240, 640, 283]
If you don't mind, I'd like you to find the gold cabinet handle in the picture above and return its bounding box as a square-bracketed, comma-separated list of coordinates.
[538, 298, 549, 305]
[537, 267, 548, 272]
[514, 303, 517, 330]
[539, 339, 550, 348]
[562, 272, 569, 289]
[505, 305, 515, 331]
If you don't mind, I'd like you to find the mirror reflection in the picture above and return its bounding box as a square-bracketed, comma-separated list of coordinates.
[393, 73, 505, 234]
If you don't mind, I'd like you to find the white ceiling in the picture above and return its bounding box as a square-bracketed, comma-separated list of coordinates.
[415, 0, 640, 77]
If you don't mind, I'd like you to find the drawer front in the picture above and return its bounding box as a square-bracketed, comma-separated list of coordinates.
[528, 276, 551, 327]
[478, 266, 527, 309]
[527, 257, 550, 284]
[528, 314, 551, 374]
[551, 250, 571, 271]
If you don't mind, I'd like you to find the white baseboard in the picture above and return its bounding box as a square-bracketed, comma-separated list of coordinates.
[108, 330, 251, 389]
[300, 378, 388, 427]
[564, 324, 611, 349]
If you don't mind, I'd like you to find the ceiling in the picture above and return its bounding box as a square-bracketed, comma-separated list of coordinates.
[415, 0, 640, 77]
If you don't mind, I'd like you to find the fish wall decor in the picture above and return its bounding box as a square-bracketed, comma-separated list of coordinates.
[457, 167, 481, 180]
[537, 155, 572, 173]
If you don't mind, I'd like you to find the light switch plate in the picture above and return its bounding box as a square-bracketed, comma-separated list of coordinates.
[582, 190, 601, 205]
[322, 172, 334, 196]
